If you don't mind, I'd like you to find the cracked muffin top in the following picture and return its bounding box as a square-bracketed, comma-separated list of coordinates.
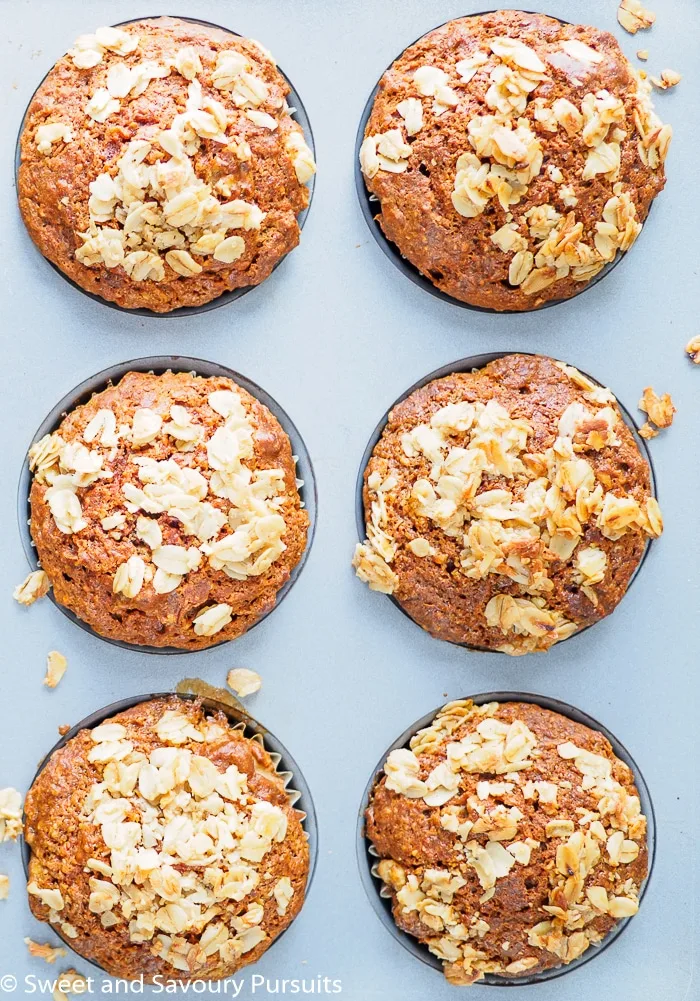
[28, 370, 309, 648]
[18, 17, 315, 312]
[353, 354, 661, 654]
[367, 699, 648, 984]
[359, 10, 670, 310]
[25, 697, 310, 981]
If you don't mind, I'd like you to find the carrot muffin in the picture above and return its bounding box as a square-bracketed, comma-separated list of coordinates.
[18, 17, 315, 312]
[24, 697, 310, 981]
[358, 10, 671, 310]
[353, 354, 661, 654]
[28, 370, 309, 648]
[367, 699, 649, 984]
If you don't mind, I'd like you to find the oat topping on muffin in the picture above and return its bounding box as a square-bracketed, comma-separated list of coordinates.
[354, 355, 661, 654]
[367, 700, 648, 984]
[359, 10, 670, 310]
[18, 17, 315, 311]
[24, 698, 309, 981]
[28, 371, 308, 648]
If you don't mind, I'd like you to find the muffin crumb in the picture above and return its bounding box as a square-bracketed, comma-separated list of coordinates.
[24, 939, 67, 964]
[13, 570, 50, 606]
[227, 668, 263, 697]
[638, 386, 676, 428]
[44, 652, 67, 689]
[617, 0, 656, 34]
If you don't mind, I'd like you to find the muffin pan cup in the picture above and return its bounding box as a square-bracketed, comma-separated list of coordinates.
[354, 10, 649, 314]
[355, 351, 658, 653]
[356, 691, 656, 986]
[15, 14, 316, 318]
[21, 691, 319, 977]
[18, 355, 317, 654]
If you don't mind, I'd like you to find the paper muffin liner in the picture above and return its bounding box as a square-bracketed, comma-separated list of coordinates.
[15, 15, 315, 319]
[355, 351, 658, 654]
[354, 9, 653, 314]
[356, 691, 655, 987]
[21, 691, 318, 977]
[18, 355, 317, 654]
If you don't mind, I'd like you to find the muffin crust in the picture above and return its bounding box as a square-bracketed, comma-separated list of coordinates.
[25, 697, 310, 981]
[367, 700, 648, 984]
[18, 17, 315, 312]
[359, 10, 670, 310]
[354, 355, 661, 654]
[29, 370, 309, 648]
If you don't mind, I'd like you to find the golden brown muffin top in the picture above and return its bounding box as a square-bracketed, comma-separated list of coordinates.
[29, 370, 309, 648]
[18, 18, 315, 311]
[353, 355, 661, 653]
[24, 697, 310, 981]
[359, 10, 670, 310]
[367, 700, 648, 984]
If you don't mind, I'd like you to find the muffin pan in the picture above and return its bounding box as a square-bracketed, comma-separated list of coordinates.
[355, 351, 658, 653]
[20, 691, 318, 974]
[356, 691, 656, 986]
[3, 0, 695, 996]
[18, 356, 317, 654]
[14, 15, 316, 318]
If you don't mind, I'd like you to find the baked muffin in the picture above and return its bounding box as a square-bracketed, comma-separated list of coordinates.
[353, 354, 661, 654]
[367, 699, 649, 984]
[28, 369, 309, 648]
[18, 17, 315, 312]
[358, 10, 671, 310]
[24, 696, 310, 981]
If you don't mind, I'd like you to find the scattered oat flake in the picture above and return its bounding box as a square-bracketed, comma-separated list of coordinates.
[638, 422, 658, 439]
[24, 939, 67, 964]
[636, 49, 649, 60]
[639, 386, 676, 428]
[0, 875, 8, 900]
[53, 970, 89, 1001]
[617, 0, 656, 33]
[685, 336, 700, 363]
[226, 668, 262, 698]
[651, 69, 681, 89]
[44, 651, 67, 689]
[13, 569, 50, 606]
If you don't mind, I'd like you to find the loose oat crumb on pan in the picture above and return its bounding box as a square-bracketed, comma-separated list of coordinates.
[0, 875, 8, 900]
[0, 788, 22, 842]
[227, 668, 263, 697]
[24, 939, 67, 964]
[44, 651, 68, 689]
[52, 970, 89, 1001]
[367, 700, 648, 984]
[359, 11, 670, 310]
[27, 371, 309, 649]
[18, 18, 315, 312]
[23, 697, 309, 982]
[617, 0, 656, 34]
[354, 355, 661, 654]
[685, 336, 700, 363]
[13, 569, 50, 606]
[638, 386, 676, 429]
[650, 69, 681, 90]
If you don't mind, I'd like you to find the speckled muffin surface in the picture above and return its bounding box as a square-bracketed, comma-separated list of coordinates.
[359, 10, 671, 310]
[18, 17, 315, 312]
[367, 700, 649, 984]
[29, 370, 309, 648]
[353, 355, 661, 654]
[24, 697, 310, 981]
